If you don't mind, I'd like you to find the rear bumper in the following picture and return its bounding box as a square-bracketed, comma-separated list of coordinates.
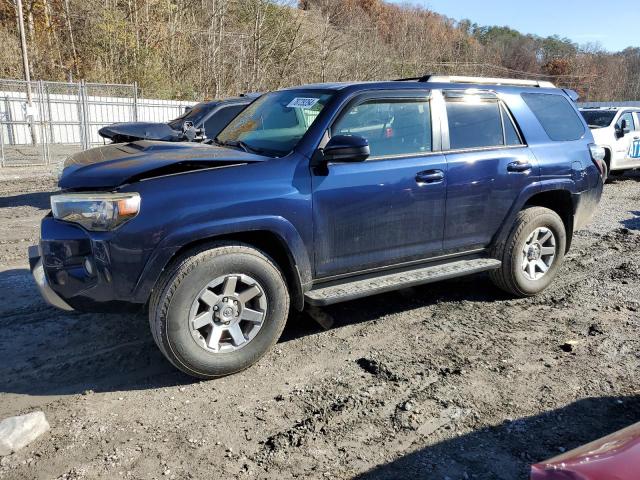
[28, 245, 74, 311]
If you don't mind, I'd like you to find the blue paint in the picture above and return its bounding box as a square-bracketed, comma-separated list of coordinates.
[35, 80, 603, 312]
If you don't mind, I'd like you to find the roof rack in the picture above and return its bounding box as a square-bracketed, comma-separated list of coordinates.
[394, 74, 556, 89]
[579, 106, 621, 109]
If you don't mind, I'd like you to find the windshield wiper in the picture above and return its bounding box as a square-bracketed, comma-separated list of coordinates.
[212, 138, 278, 156]
[211, 138, 248, 152]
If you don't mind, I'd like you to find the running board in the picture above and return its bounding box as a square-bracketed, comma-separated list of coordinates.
[304, 258, 501, 306]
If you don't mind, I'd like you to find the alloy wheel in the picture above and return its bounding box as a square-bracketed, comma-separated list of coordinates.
[188, 274, 267, 353]
[521, 227, 556, 281]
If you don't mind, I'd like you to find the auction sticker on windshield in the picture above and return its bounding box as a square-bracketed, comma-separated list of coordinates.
[287, 97, 320, 109]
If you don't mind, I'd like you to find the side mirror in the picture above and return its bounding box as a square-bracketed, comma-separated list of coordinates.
[617, 119, 628, 138]
[322, 135, 370, 163]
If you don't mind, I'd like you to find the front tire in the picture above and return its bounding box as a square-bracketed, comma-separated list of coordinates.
[490, 207, 566, 297]
[149, 243, 290, 379]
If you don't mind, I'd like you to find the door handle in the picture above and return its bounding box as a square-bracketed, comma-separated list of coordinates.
[415, 170, 444, 184]
[507, 161, 532, 173]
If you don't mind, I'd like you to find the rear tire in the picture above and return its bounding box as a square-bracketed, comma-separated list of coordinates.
[149, 242, 290, 379]
[490, 207, 566, 297]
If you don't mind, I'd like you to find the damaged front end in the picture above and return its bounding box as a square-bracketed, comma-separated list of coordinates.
[35, 140, 272, 312]
[58, 140, 268, 189]
[98, 122, 184, 143]
[98, 121, 206, 144]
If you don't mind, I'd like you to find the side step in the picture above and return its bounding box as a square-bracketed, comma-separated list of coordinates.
[304, 258, 501, 306]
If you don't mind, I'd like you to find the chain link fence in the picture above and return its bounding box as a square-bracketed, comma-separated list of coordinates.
[0, 79, 195, 167]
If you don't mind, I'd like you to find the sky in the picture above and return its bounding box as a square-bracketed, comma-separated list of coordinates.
[387, 0, 640, 52]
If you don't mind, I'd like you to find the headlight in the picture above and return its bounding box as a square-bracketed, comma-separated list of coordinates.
[51, 193, 141, 231]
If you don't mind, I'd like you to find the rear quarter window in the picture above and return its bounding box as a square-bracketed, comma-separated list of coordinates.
[521, 93, 585, 141]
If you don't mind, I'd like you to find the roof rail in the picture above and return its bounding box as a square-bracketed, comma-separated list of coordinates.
[395, 74, 556, 89]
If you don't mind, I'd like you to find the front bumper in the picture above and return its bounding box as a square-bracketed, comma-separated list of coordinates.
[28, 245, 74, 311]
[30, 216, 154, 312]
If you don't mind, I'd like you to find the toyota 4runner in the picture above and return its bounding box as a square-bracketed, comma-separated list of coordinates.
[30, 75, 604, 378]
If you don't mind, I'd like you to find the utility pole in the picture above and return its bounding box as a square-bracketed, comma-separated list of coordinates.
[15, 0, 37, 145]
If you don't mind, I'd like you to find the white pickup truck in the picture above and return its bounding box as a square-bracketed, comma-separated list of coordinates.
[579, 107, 640, 179]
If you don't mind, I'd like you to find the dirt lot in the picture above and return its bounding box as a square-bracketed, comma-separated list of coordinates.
[0, 167, 638, 480]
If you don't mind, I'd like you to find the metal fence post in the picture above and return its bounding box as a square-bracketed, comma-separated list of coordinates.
[0, 108, 4, 168]
[45, 81, 54, 152]
[76, 80, 85, 151]
[79, 80, 90, 150]
[3, 95, 15, 145]
[37, 80, 49, 164]
[133, 81, 139, 122]
[83, 80, 91, 149]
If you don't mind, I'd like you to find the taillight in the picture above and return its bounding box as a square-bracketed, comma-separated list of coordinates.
[589, 144, 606, 177]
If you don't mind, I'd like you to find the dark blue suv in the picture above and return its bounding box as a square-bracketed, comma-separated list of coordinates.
[29, 75, 604, 378]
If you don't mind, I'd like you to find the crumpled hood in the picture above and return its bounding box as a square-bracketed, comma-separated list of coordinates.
[59, 140, 268, 190]
[98, 122, 182, 142]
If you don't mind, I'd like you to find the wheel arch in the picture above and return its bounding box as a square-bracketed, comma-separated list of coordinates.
[492, 185, 576, 255]
[166, 231, 306, 311]
[523, 189, 574, 252]
[134, 217, 311, 311]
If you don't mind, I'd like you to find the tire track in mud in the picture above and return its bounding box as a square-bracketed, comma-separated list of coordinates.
[247, 227, 640, 478]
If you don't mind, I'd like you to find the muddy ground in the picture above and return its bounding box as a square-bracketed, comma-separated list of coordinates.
[0, 167, 638, 480]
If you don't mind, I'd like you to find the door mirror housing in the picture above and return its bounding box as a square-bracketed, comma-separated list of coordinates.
[322, 135, 370, 163]
[616, 119, 629, 138]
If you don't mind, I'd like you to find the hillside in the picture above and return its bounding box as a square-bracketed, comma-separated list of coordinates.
[1, 0, 639, 101]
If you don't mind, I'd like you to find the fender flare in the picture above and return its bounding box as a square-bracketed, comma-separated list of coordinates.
[131, 215, 311, 306]
[491, 179, 577, 251]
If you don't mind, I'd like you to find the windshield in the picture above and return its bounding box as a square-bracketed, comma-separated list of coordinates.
[168, 102, 216, 129]
[580, 110, 616, 128]
[216, 89, 334, 157]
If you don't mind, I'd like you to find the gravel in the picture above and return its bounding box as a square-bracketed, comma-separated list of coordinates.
[0, 167, 638, 479]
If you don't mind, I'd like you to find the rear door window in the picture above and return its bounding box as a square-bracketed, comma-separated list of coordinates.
[521, 93, 585, 141]
[445, 95, 522, 149]
[332, 99, 432, 158]
[502, 104, 522, 146]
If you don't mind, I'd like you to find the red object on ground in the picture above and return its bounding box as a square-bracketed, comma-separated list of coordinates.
[530, 421, 640, 479]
